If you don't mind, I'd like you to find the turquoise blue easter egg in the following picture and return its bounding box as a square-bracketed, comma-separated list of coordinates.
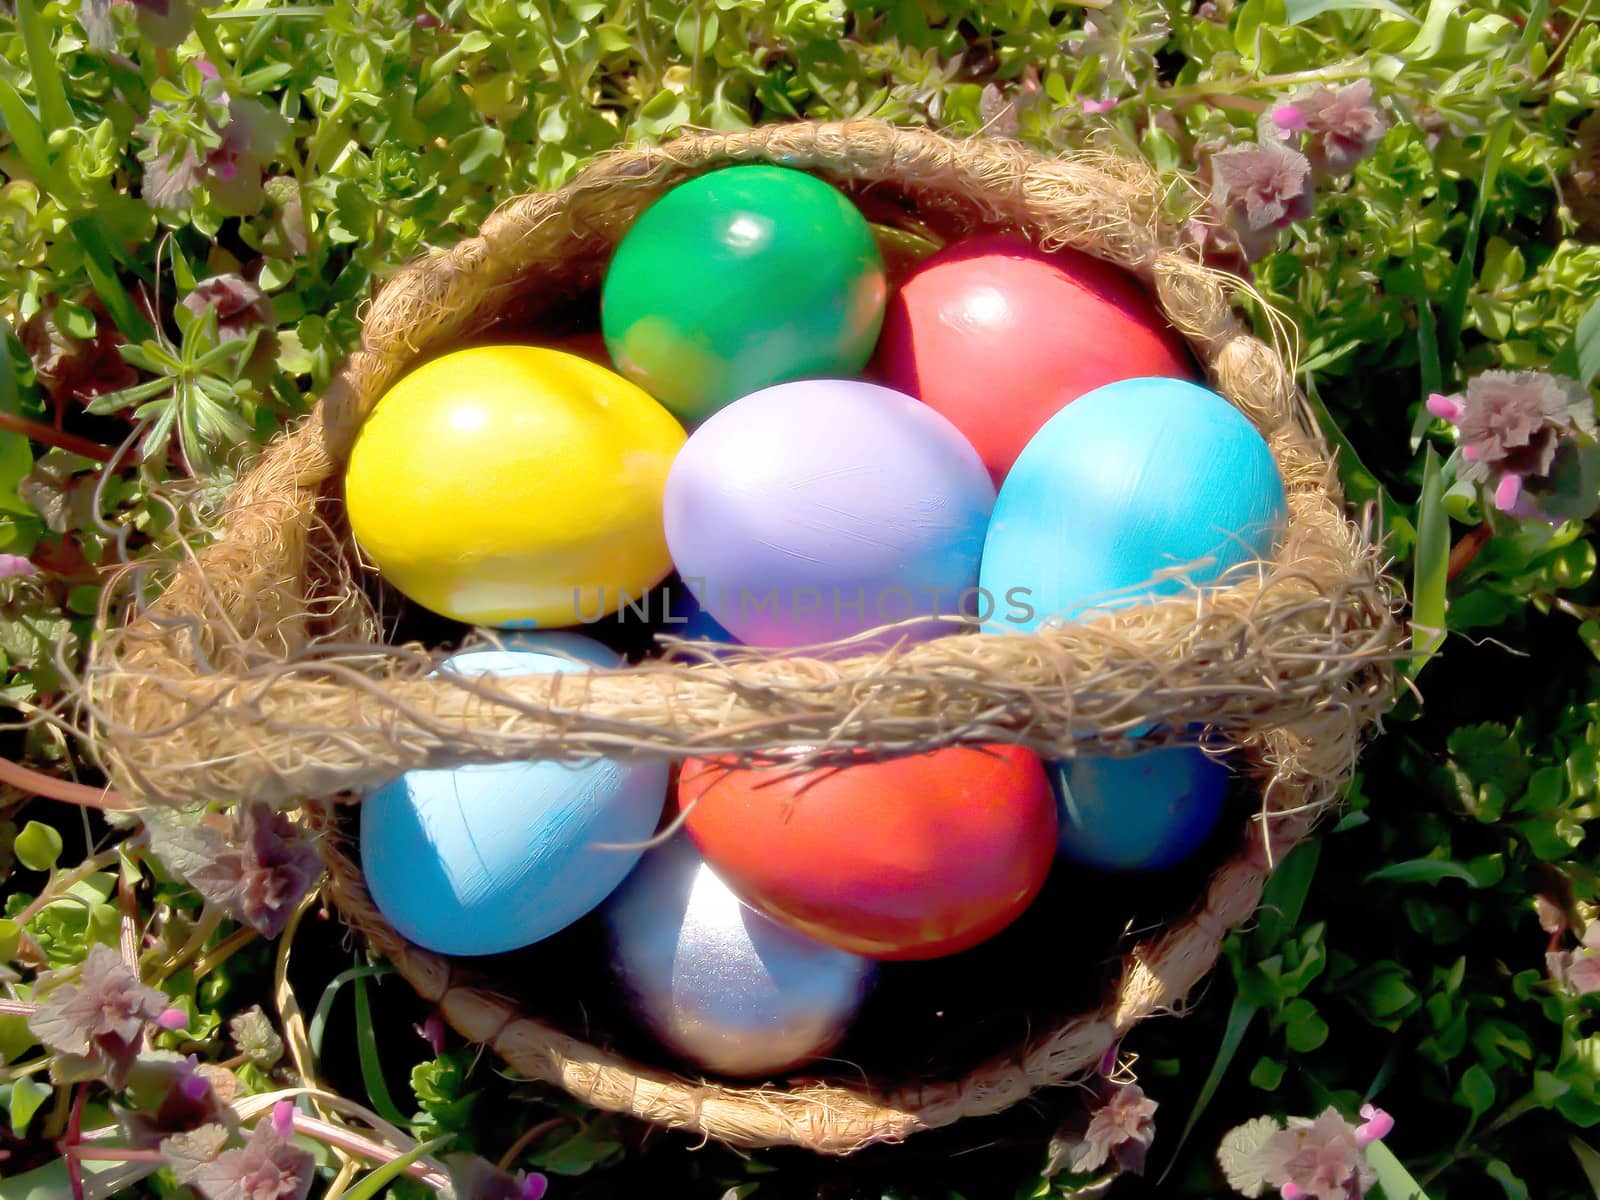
[360, 633, 668, 956]
[1054, 746, 1230, 872]
[979, 377, 1286, 632]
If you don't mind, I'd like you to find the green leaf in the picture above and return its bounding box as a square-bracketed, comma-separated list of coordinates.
[1410, 446, 1448, 673]
[1285, 0, 1416, 21]
[1364, 858, 1485, 887]
[258, 259, 294, 292]
[353, 974, 410, 1129]
[1456, 1062, 1496, 1119]
[0, 919, 18, 962]
[1253, 838, 1322, 953]
[1569, 1137, 1600, 1197]
[1485, 1159, 1530, 1200]
[5, 1077, 51, 1137]
[1552, 294, 1600, 385]
[14, 821, 62, 872]
[335, 1135, 452, 1200]
[15, 0, 74, 135]
[1368, 1140, 1431, 1200]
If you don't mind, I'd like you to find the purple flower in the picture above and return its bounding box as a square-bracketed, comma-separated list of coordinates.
[188, 1105, 314, 1200]
[148, 803, 322, 938]
[1284, 81, 1387, 178]
[181, 275, 273, 344]
[143, 86, 288, 216]
[446, 1154, 549, 1200]
[1210, 139, 1315, 261]
[119, 1054, 236, 1149]
[28, 944, 183, 1087]
[1259, 1109, 1377, 1200]
[1047, 1082, 1159, 1177]
[1428, 370, 1598, 521]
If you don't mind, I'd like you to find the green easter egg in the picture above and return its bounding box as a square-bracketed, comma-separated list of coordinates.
[601, 165, 888, 425]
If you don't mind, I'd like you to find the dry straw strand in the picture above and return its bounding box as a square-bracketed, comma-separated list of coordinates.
[78, 121, 1400, 1153]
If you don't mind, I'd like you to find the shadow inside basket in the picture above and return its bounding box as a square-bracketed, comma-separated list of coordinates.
[332, 764, 1250, 1088]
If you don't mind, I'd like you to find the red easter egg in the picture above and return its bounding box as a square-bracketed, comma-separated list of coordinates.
[874, 234, 1196, 485]
[679, 745, 1058, 961]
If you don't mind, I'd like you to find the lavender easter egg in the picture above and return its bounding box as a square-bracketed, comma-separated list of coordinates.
[663, 379, 996, 646]
[980, 377, 1286, 632]
[605, 836, 876, 1077]
[360, 634, 668, 956]
[1054, 746, 1231, 872]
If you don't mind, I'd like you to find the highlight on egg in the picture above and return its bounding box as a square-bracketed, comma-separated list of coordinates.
[360, 634, 668, 957]
[663, 378, 996, 647]
[980, 376, 1288, 632]
[605, 835, 876, 1077]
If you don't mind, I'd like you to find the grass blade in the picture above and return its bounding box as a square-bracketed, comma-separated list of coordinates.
[1368, 1140, 1432, 1200]
[0, 75, 70, 198]
[1572, 1138, 1600, 1197]
[1286, 0, 1417, 21]
[339, 1135, 453, 1200]
[1439, 118, 1513, 372]
[15, 0, 74, 134]
[1157, 992, 1260, 1183]
[353, 973, 411, 1128]
[1252, 838, 1322, 953]
[1409, 445, 1448, 674]
[307, 963, 391, 1060]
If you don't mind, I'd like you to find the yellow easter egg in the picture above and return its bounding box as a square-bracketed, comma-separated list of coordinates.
[345, 345, 687, 627]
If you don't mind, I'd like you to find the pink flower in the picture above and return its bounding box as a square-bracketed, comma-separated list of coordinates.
[1054, 1083, 1159, 1176]
[1259, 1109, 1377, 1200]
[187, 1106, 314, 1200]
[1270, 104, 1310, 135]
[1354, 1105, 1393, 1147]
[1429, 371, 1598, 521]
[148, 803, 322, 938]
[0, 554, 36, 578]
[180, 275, 272, 345]
[1081, 96, 1118, 114]
[28, 944, 177, 1087]
[1210, 138, 1315, 261]
[1287, 81, 1387, 178]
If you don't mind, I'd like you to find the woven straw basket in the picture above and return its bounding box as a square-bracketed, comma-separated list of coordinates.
[83, 120, 1398, 1154]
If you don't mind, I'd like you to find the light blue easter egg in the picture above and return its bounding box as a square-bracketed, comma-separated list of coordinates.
[606, 836, 876, 1076]
[979, 377, 1286, 632]
[1053, 746, 1231, 872]
[361, 633, 668, 956]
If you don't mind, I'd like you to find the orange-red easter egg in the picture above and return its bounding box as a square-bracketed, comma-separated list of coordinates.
[679, 746, 1058, 961]
[874, 234, 1196, 485]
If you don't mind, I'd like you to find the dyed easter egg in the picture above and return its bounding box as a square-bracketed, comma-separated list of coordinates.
[664, 379, 996, 646]
[605, 836, 875, 1077]
[601, 166, 887, 425]
[875, 234, 1195, 484]
[344, 346, 685, 628]
[360, 635, 668, 956]
[980, 377, 1287, 632]
[661, 586, 740, 647]
[1054, 746, 1231, 872]
[680, 746, 1058, 960]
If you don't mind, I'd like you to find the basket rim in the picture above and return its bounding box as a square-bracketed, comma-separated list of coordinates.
[83, 119, 1400, 1153]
